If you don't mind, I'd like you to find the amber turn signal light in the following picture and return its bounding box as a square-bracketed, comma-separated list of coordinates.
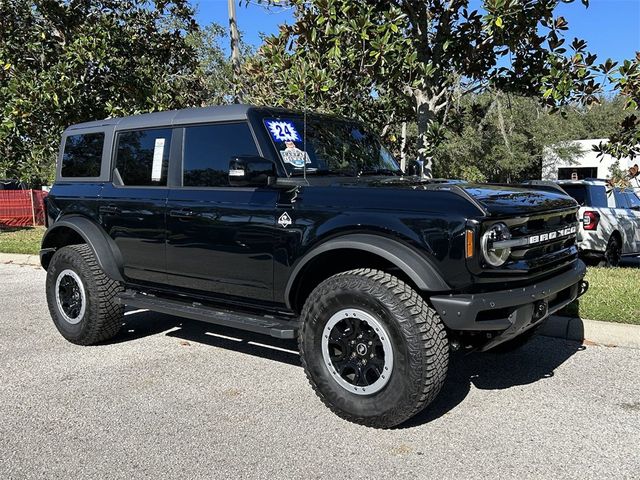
[465, 229, 474, 258]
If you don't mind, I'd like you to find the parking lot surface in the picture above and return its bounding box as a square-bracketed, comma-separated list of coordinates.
[1, 263, 639, 479]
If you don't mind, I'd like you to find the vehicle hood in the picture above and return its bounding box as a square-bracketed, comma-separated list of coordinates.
[459, 183, 579, 217]
[305, 176, 578, 217]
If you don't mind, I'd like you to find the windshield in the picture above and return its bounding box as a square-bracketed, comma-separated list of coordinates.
[263, 116, 401, 176]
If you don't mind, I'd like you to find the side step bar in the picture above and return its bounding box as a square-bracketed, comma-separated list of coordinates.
[116, 291, 297, 339]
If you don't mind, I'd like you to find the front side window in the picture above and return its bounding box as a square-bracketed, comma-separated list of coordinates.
[183, 123, 259, 187]
[61, 132, 104, 177]
[263, 116, 400, 177]
[115, 128, 172, 186]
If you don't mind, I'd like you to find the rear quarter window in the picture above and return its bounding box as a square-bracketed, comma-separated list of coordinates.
[560, 184, 607, 208]
[61, 133, 104, 177]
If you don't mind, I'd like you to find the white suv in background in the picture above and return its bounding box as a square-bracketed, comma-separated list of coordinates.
[557, 180, 640, 266]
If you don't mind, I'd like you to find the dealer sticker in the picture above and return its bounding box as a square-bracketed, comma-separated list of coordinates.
[266, 120, 301, 142]
[280, 141, 311, 168]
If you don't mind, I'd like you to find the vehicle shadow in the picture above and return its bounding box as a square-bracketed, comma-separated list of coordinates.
[111, 310, 586, 427]
[402, 335, 585, 428]
[108, 310, 300, 367]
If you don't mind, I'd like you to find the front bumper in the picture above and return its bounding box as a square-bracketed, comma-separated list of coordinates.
[430, 261, 588, 349]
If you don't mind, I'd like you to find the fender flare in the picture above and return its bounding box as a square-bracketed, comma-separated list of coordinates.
[284, 233, 450, 309]
[41, 215, 125, 283]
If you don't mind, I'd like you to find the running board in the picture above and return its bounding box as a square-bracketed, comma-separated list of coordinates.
[116, 291, 297, 339]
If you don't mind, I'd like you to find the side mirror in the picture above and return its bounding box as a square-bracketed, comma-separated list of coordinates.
[409, 159, 424, 177]
[228, 156, 276, 187]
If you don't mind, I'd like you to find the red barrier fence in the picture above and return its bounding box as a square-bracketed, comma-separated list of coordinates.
[0, 190, 48, 227]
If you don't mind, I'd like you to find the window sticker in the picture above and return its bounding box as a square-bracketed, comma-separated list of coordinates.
[266, 120, 301, 142]
[280, 141, 311, 168]
[151, 138, 165, 181]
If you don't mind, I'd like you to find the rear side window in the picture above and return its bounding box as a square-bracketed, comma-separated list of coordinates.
[613, 189, 629, 209]
[183, 123, 259, 187]
[61, 133, 104, 177]
[588, 186, 608, 208]
[115, 128, 172, 186]
[626, 192, 640, 209]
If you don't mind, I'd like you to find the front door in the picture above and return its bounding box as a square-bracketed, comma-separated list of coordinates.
[165, 122, 278, 304]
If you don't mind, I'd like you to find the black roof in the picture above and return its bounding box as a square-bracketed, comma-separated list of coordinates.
[65, 104, 356, 133]
[66, 104, 256, 132]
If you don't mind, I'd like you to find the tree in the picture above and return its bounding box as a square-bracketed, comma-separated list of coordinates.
[244, 2, 410, 139]
[431, 92, 628, 182]
[246, 0, 599, 177]
[0, 0, 206, 186]
[592, 54, 640, 160]
[186, 22, 253, 105]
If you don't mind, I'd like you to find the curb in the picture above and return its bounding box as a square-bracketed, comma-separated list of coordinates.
[539, 315, 640, 350]
[0, 252, 41, 266]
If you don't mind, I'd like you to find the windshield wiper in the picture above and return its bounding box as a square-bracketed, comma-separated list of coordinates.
[359, 168, 402, 176]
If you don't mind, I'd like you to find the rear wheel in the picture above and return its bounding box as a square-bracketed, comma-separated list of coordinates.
[600, 235, 621, 267]
[46, 244, 124, 345]
[298, 268, 449, 428]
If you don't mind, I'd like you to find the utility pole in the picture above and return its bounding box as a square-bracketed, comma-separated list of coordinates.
[228, 0, 242, 103]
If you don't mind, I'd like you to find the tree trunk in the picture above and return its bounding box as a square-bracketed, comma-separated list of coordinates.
[415, 92, 435, 178]
[228, 0, 242, 103]
[400, 121, 407, 173]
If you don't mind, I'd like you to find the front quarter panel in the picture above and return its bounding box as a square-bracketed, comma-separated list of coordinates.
[273, 185, 480, 305]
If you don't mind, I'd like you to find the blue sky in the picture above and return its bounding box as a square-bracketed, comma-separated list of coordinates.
[194, 0, 639, 64]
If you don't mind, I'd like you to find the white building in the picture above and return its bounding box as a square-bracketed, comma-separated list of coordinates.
[543, 139, 639, 191]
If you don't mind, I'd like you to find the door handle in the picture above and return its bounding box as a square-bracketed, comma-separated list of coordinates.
[170, 209, 196, 219]
[99, 205, 120, 215]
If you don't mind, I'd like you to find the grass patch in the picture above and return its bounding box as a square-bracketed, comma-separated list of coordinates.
[0, 227, 45, 255]
[562, 266, 640, 325]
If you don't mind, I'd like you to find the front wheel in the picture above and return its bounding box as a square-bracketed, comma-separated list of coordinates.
[298, 269, 449, 428]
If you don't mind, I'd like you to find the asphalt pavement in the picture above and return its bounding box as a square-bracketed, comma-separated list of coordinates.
[1, 263, 638, 479]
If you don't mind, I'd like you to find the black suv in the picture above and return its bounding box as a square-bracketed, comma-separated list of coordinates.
[42, 105, 588, 428]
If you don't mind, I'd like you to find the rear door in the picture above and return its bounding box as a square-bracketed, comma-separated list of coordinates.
[165, 122, 279, 304]
[100, 127, 175, 285]
[612, 189, 636, 254]
[623, 191, 640, 253]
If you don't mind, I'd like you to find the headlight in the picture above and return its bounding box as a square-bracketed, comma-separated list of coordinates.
[481, 222, 511, 267]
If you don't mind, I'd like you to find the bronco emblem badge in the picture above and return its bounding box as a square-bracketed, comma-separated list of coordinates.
[278, 212, 292, 228]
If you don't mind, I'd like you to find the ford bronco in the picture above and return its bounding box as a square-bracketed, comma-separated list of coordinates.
[41, 105, 588, 428]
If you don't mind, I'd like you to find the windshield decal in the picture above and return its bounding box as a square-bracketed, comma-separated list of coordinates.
[280, 141, 311, 168]
[266, 120, 300, 142]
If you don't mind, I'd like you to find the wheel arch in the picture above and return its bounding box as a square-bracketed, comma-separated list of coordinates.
[610, 229, 623, 245]
[40, 215, 124, 283]
[285, 233, 449, 313]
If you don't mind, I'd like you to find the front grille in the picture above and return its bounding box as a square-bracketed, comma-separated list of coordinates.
[504, 209, 578, 274]
[477, 208, 579, 280]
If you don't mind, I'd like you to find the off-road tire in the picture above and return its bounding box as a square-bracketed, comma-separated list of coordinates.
[298, 268, 449, 428]
[46, 244, 124, 345]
